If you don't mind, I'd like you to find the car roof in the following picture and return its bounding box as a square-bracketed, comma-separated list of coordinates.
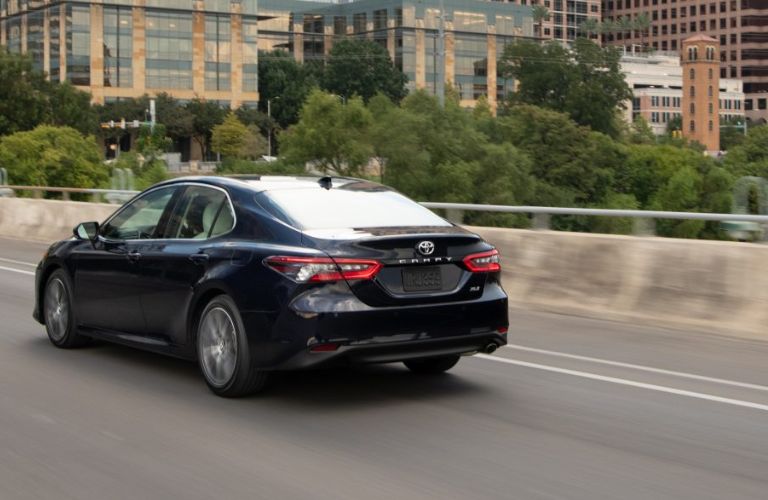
[157, 175, 388, 193]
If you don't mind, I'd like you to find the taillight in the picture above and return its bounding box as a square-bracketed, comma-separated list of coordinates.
[463, 249, 501, 273]
[264, 256, 382, 283]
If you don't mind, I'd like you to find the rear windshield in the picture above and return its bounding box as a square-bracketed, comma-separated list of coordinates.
[257, 187, 451, 230]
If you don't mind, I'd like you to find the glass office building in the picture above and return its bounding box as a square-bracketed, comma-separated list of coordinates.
[0, 0, 263, 106]
[258, 0, 534, 109]
[1, 0, 533, 109]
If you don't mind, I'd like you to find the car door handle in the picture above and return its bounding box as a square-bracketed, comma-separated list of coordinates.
[126, 251, 142, 262]
[189, 253, 210, 265]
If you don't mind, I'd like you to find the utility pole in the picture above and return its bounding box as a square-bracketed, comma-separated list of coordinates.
[267, 99, 272, 157]
[436, 0, 446, 107]
[149, 98, 156, 132]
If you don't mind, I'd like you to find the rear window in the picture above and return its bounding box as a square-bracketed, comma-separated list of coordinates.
[257, 187, 451, 230]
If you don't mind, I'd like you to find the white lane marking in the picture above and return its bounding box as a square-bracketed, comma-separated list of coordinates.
[0, 257, 36, 267]
[476, 354, 768, 413]
[0, 265, 35, 276]
[505, 344, 768, 393]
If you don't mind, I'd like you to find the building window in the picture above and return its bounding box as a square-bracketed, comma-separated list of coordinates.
[709, 102, 713, 114]
[688, 46, 698, 60]
[242, 18, 258, 92]
[708, 120, 713, 131]
[26, 11, 45, 73]
[709, 68, 713, 79]
[690, 102, 695, 114]
[708, 85, 713, 97]
[689, 68, 695, 80]
[205, 15, 231, 91]
[690, 120, 695, 132]
[705, 46, 715, 60]
[334, 16, 347, 36]
[353, 13, 367, 34]
[66, 4, 91, 86]
[651, 96, 659, 107]
[690, 86, 695, 97]
[103, 6, 133, 88]
[759, 98, 767, 110]
[145, 11, 193, 89]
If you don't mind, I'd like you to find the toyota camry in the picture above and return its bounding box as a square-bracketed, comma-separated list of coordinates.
[33, 176, 508, 397]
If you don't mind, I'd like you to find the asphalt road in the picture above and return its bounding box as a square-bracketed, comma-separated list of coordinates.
[2, 236, 768, 500]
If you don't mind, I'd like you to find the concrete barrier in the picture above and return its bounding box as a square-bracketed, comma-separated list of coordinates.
[0, 198, 116, 243]
[1, 198, 766, 337]
[473, 227, 768, 338]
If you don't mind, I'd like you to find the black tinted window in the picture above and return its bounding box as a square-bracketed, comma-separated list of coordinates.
[259, 188, 450, 230]
[167, 186, 234, 239]
[101, 187, 176, 240]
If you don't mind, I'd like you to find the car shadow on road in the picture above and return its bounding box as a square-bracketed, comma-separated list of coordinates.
[21, 335, 494, 410]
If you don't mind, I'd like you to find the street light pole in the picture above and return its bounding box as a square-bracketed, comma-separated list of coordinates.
[267, 98, 272, 157]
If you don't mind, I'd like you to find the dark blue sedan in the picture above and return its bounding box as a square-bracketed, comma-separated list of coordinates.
[33, 176, 508, 397]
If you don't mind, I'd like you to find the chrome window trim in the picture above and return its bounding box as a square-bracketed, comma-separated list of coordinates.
[99, 182, 237, 244]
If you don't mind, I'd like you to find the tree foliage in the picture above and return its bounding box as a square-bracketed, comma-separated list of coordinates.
[212, 114, 249, 159]
[498, 38, 632, 138]
[186, 98, 227, 160]
[280, 90, 374, 176]
[0, 125, 108, 190]
[257, 50, 319, 129]
[323, 39, 408, 103]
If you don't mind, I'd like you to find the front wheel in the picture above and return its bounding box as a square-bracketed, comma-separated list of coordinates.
[404, 355, 461, 374]
[197, 295, 268, 397]
[43, 269, 87, 348]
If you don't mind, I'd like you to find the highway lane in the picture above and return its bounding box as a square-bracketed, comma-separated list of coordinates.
[1, 237, 768, 499]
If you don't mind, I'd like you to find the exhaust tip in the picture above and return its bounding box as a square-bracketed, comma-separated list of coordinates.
[484, 343, 498, 354]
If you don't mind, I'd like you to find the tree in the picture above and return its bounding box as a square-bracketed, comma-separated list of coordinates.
[154, 93, 194, 143]
[280, 90, 373, 176]
[212, 114, 248, 159]
[633, 13, 651, 49]
[186, 98, 227, 160]
[0, 126, 108, 190]
[257, 50, 319, 128]
[242, 125, 268, 160]
[323, 39, 408, 103]
[722, 125, 768, 178]
[579, 18, 600, 39]
[531, 4, 550, 40]
[499, 38, 632, 138]
[719, 118, 747, 151]
[46, 82, 99, 136]
[0, 48, 50, 136]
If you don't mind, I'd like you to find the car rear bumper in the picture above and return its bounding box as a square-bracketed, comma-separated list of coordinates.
[241, 283, 509, 370]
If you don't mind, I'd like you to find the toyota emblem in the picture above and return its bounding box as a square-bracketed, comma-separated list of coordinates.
[416, 241, 435, 256]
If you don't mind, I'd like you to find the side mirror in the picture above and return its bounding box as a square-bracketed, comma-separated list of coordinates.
[74, 222, 99, 243]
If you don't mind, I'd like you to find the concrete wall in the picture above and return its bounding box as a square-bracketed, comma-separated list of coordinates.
[2, 198, 766, 338]
[473, 227, 768, 338]
[0, 198, 116, 243]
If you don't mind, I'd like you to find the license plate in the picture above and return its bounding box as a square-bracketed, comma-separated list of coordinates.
[402, 267, 442, 292]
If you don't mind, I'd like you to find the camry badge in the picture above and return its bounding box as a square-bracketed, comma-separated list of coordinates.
[416, 240, 435, 256]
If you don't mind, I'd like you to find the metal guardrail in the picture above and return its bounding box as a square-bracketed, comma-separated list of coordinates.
[2, 185, 767, 236]
[0, 185, 138, 202]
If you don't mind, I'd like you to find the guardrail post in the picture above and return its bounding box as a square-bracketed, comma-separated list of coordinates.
[91, 192, 101, 203]
[533, 213, 551, 230]
[445, 208, 464, 224]
[0, 168, 6, 184]
[632, 218, 656, 236]
[32, 189, 43, 199]
[62, 191, 70, 201]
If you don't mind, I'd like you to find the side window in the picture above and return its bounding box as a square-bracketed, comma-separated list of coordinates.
[101, 187, 177, 240]
[167, 186, 234, 240]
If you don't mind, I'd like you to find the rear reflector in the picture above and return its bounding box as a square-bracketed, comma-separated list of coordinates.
[310, 343, 340, 352]
[264, 256, 382, 283]
[497, 327, 508, 334]
[463, 249, 501, 273]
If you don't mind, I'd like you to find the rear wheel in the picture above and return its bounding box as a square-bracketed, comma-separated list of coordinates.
[404, 355, 460, 374]
[43, 269, 87, 348]
[197, 295, 268, 397]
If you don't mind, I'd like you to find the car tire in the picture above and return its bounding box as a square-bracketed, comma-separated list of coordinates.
[197, 295, 268, 397]
[43, 269, 88, 348]
[403, 355, 461, 374]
